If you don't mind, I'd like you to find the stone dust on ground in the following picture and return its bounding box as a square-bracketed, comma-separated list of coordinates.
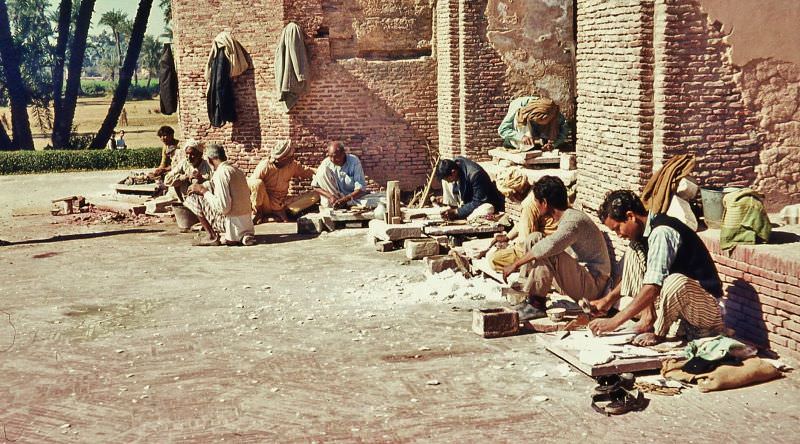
[0, 172, 798, 442]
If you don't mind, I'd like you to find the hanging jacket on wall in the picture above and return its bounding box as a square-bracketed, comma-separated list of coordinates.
[205, 32, 250, 127]
[275, 22, 309, 112]
[159, 44, 179, 115]
[207, 47, 236, 127]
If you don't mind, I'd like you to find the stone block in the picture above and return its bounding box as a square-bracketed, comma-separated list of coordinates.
[297, 214, 329, 234]
[472, 308, 520, 338]
[404, 238, 440, 260]
[368, 219, 424, 241]
[375, 240, 396, 252]
[423, 255, 458, 275]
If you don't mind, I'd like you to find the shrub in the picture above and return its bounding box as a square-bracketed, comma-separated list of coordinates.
[79, 80, 110, 97]
[0, 147, 162, 175]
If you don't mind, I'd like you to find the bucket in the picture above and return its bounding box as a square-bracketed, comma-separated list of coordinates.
[700, 187, 724, 228]
[170, 203, 199, 231]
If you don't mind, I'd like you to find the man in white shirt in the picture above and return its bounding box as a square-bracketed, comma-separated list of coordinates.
[184, 144, 256, 246]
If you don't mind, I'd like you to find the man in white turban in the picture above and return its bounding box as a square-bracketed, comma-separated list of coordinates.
[164, 139, 213, 201]
[248, 140, 316, 223]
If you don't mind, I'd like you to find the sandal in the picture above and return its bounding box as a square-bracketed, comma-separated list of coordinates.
[593, 372, 634, 395]
[591, 387, 648, 416]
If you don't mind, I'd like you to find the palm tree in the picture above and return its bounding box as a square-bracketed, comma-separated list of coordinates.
[98, 9, 127, 78]
[91, 0, 153, 149]
[51, 0, 96, 149]
[140, 35, 161, 88]
[52, 0, 72, 119]
[0, 0, 34, 149]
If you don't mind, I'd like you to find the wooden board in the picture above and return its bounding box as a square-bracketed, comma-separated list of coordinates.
[323, 208, 375, 222]
[115, 183, 159, 195]
[536, 334, 680, 377]
[423, 223, 503, 236]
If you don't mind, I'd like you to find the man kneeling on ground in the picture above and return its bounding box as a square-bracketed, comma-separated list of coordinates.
[249, 140, 315, 223]
[312, 141, 383, 209]
[435, 157, 505, 222]
[502, 176, 611, 320]
[184, 144, 256, 246]
[588, 190, 725, 346]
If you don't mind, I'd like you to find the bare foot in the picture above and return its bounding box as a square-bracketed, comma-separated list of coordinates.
[633, 332, 663, 346]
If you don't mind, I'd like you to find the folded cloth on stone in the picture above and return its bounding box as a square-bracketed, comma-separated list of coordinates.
[720, 188, 771, 250]
[641, 154, 696, 214]
[515, 98, 559, 141]
[684, 335, 756, 361]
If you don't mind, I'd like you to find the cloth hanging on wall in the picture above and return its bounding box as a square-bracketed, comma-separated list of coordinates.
[205, 32, 250, 127]
[159, 44, 179, 115]
[641, 154, 696, 215]
[274, 22, 309, 112]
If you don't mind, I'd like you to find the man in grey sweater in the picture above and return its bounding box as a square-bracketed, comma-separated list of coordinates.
[502, 176, 611, 320]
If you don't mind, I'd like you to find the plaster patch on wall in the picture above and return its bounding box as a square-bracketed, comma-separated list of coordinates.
[485, 0, 575, 117]
[740, 58, 800, 209]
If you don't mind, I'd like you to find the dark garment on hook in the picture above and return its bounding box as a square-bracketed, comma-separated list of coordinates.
[207, 47, 236, 127]
[159, 44, 179, 115]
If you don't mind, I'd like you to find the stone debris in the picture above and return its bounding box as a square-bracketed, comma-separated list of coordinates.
[426, 380, 440, 386]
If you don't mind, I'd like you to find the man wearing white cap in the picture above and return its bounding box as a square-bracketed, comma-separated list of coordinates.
[164, 139, 213, 201]
[185, 144, 256, 246]
[248, 140, 316, 223]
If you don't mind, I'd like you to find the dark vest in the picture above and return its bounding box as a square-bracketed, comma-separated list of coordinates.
[649, 214, 723, 298]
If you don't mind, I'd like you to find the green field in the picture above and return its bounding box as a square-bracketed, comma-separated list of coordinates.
[1, 96, 181, 150]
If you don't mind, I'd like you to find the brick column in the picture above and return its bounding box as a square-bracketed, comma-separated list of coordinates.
[576, 0, 654, 213]
[436, 0, 461, 160]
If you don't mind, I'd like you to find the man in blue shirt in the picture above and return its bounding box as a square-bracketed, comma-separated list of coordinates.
[312, 141, 377, 208]
[498, 96, 569, 150]
[589, 190, 725, 346]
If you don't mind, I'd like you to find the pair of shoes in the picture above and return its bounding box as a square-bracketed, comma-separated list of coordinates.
[514, 302, 547, 321]
[594, 372, 635, 395]
[591, 388, 648, 415]
[241, 235, 257, 246]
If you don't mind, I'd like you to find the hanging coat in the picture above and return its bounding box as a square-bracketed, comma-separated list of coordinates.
[275, 22, 309, 112]
[207, 47, 236, 127]
[159, 44, 179, 115]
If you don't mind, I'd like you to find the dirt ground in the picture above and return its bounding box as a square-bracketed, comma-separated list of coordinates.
[0, 97, 180, 150]
[1, 172, 799, 443]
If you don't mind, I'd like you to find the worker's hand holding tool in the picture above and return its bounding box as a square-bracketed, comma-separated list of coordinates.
[441, 208, 457, 221]
[188, 183, 207, 195]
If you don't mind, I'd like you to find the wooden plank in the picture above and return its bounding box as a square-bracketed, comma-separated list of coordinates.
[423, 223, 504, 236]
[536, 335, 678, 377]
[323, 208, 375, 222]
[115, 183, 159, 195]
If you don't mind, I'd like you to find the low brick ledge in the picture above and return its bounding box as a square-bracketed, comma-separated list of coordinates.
[698, 227, 800, 359]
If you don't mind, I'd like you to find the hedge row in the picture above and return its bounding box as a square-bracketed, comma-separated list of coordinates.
[0, 148, 162, 175]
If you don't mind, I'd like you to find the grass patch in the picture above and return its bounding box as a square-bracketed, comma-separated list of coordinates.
[0, 147, 161, 175]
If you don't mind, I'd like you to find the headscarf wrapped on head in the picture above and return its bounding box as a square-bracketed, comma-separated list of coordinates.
[183, 138, 204, 152]
[516, 97, 560, 142]
[270, 139, 294, 162]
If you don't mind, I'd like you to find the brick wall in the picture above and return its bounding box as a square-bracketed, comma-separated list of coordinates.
[172, 0, 438, 193]
[575, 0, 654, 214]
[699, 231, 800, 358]
[652, 0, 761, 187]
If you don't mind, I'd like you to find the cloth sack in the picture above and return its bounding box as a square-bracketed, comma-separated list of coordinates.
[720, 188, 771, 250]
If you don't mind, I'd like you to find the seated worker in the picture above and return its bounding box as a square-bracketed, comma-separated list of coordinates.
[588, 190, 725, 346]
[502, 176, 611, 320]
[153, 126, 181, 178]
[434, 157, 505, 222]
[490, 190, 559, 271]
[498, 96, 569, 150]
[312, 141, 381, 209]
[164, 139, 212, 201]
[249, 140, 315, 223]
[184, 144, 256, 246]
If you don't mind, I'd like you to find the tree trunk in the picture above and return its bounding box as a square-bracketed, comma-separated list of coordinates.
[115, 31, 122, 80]
[92, 0, 152, 149]
[52, 0, 72, 121]
[0, 121, 12, 150]
[146, 73, 152, 89]
[52, 0, 96, 149]
[0, 0, 34, 149]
